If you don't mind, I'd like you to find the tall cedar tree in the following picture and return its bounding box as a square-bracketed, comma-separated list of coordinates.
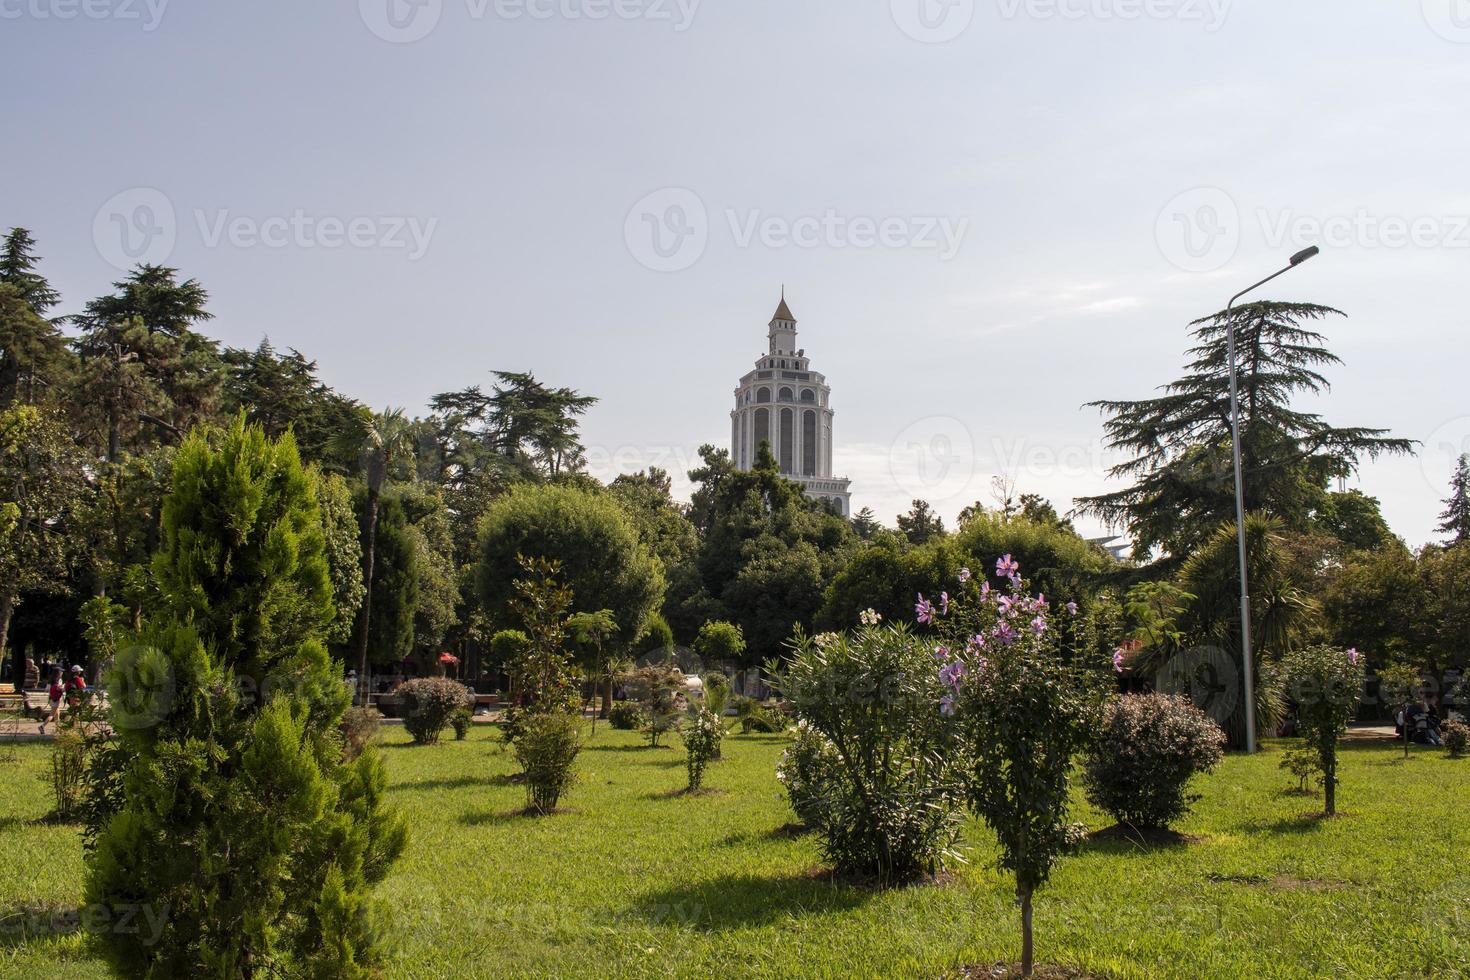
[72, 264, 223, 461]
[0, 229, 71, 406]
[1438, 454, 1470, 545]
[86, 417, 406, 977]
[1078, 301, 1412, 557]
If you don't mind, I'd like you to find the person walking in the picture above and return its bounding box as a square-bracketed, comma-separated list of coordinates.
[39, 669, 64, 735]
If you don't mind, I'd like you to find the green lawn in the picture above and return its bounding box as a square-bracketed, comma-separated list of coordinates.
[1, 728, 1466, 979]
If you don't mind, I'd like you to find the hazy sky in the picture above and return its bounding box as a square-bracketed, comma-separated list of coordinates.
[5, 0, 1467, 547]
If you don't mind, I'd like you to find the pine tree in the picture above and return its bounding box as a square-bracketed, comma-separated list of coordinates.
[0, 227, 61, 314]
[0, 229, 71, 406]
[86, 417, 406, 977]
[1079, 301, 1413, 556]
[1438, 454, 1470, 545]
[897, 499, 945, 545]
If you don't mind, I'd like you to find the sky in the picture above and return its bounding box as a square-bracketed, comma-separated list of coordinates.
[4, 0, 1468, 548]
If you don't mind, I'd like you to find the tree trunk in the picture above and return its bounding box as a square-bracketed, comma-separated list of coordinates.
[355, 490, 380, 706]
[1323, 749, 1336, 816]
[0, 590, 14, 690]
[1020, 885, 1034, 976]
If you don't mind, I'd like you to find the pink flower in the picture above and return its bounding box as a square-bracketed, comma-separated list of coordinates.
[1065, 602, 1078, 615]
[933, 644, 950, 662]
[939, 660, 965, 691]
[1112, 649, 1126, 673]
[940, 695, 957, 717]
[958, 567, 972, 584]
[1347, 647, 1360, 665]
[996, 554, 1019, 579]
[915, 593, 935, 625]
[1030, 615, 1047, 636]
[939, 591, 950, 616]
[965, 633, 986, 655]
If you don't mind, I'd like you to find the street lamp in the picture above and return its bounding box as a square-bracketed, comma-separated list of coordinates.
[1226, 244, 1319, 754]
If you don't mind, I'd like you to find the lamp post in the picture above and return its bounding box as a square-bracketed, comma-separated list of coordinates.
[1226, 245, 1319, 754]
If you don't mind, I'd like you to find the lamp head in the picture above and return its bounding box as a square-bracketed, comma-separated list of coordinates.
[1289, 245, 1320, 266]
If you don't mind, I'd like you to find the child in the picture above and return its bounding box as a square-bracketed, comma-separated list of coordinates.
[39, 669, 64, 735]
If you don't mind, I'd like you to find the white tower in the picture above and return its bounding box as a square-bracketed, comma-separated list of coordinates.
[730, 293, 853, 516]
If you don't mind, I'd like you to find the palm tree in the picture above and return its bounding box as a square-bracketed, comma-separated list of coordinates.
[338, 408, 415, 704]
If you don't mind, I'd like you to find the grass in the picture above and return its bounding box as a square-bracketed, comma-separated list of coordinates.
[0, 729, 1466, 979]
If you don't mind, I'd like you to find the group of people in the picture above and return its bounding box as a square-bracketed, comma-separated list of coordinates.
[1397, 700, 1448, 746]
[21, 656, 89, 735]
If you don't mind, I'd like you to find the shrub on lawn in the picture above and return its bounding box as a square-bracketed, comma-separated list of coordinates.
[680, 706, 723, 791]
[1083, 693, 1225, 830]
[1280, 745, 1323, 792]
[46, 726, 88, 821]
[85, 420, 406, 976]
[625, 664, 683, 747]
[451, 706, 473, 740]
[1280, 644, 1365, 816]
[341, 705, 382, 761]
[608, 701, 641, 730]
[733, 695, 785, 734]
[926, 557, 1114, 977]
[776, 721, 838, 826]
[513, 709, 583, 814]
[777, 625, 963, 885]
[1443, 719, 1469, 758]
[399, 677, 475, 745]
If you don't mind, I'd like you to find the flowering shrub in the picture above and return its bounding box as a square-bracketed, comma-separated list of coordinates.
[775, 623, 963, 885]
[925, 556, 1113, 975]
[1443, 719, 1469, 759]
[512, 709, 582, 814]
[397, 678, 476, 746]
[680, 706, 723, 791]
[776, 721, 838, 827]
[1083, 693, 1225, 830]
[1280, 644, 1365, 816]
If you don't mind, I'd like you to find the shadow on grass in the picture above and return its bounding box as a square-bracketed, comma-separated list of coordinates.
[1261, 812, 1336, 835]
[719, 822, 811, 847]
[458, 806, 576, 826]
[583, 743, 666, 754]
[626, 871, 870, 931]
[0, 902, 95, 949]
[1081, 824, 1200, 854]
[388, 775, 498, 793]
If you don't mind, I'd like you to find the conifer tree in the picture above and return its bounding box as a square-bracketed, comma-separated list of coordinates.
[1079, 301, 1412, 556]
[86, 416, 406, 977]
[1438, 454, 1470, 545]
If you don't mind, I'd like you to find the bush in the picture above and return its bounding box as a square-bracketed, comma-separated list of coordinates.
[46, 726, 88, 821]
[341, 705, 382, 761]
[776, 721, 838, 826]
[1083, 693, 1226, 830]
[608, 701, 641, 731]
[398, 677, 475, 746]
[702, 671, 732, 717]
[512, 710, 583, 814]
[680, 707, 723, 791]
[625, 665, 683, 747]
[451, 706, 473, 740]
[1280, 745, 1322, 792]
[1444, 719, 1469, 758]
[1280, 644, 1365, 816]
[733, 695, 786, 734]
[776, 625, 963, 885]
